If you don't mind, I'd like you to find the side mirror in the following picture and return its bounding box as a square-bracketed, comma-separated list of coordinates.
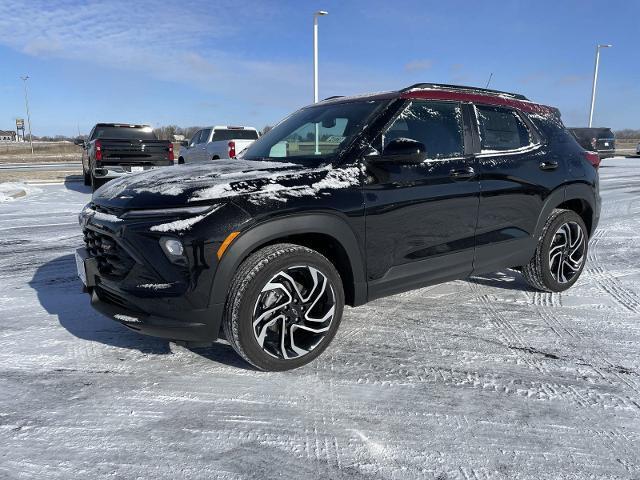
[376, 138, 427, 163]
[180, 140, 189, 147]
[74, 138, 85, 147]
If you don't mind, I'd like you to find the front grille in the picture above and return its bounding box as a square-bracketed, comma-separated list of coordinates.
[83, 228, 135, 279]
[92, 203, 125, 217]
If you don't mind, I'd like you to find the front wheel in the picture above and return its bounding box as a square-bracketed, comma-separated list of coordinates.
[522, 209, 588, 292]
[223, 243, 344, 371]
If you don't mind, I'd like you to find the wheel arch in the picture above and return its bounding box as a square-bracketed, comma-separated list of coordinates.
[533, 183, 598, 240]
[209, 213, 367, 310]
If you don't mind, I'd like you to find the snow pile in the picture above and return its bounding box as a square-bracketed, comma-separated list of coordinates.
[0, 183, 42, 202]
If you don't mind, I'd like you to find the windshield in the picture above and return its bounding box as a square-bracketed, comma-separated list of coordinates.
[241, 100, 386, 163]
[92, 126, 157, 141]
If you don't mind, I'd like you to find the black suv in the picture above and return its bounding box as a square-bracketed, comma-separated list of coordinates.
[76, 83, 601, 371]
[568, 127, 616, 160]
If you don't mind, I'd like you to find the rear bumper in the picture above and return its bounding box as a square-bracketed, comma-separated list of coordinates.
[93, 164, 169, 179]
[597, 150, 616, 160]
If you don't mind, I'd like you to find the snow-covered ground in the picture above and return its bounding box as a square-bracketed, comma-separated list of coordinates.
[1, 158, 639, 479]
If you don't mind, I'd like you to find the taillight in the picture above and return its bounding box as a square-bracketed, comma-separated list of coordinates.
[584, 151, 600, 169]
[228, 141, 236, 158]
[168, 143, 174, 162]
[95, 140, 102, 162]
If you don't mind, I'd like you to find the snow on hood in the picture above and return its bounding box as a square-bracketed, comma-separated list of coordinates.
[93, 159, 361, 209]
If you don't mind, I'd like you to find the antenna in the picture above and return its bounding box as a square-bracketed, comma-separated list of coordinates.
[485, 73, 493, 88]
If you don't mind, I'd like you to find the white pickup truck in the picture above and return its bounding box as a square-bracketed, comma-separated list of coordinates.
[178, 126, 259, 164]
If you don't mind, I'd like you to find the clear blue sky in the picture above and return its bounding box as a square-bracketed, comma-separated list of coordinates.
[0, 0, 638, 136]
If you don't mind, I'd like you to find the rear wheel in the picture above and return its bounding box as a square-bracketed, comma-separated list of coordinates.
[522, 209, 588, 292]
[212, 155, 220, 160]
[83, 168, 91, 186]
[223, 243, 344, 371]
[91, 175, 106, 192]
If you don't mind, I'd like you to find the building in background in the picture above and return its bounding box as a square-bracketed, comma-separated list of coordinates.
[0, 130, 17, 141]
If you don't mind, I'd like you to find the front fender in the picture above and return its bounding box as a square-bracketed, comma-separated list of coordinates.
[206, 212, 367, 338]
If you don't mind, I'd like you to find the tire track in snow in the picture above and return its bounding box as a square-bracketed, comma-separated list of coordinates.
[587, 228, 640, 314]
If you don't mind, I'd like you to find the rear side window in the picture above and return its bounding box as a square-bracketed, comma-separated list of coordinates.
[212, 129, 259, 141]
[475, 105, 533, 152]
[383, 100, 464, 159]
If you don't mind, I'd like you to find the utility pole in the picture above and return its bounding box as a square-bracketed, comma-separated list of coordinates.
[588, 44, 612, 127]
[20, 75, 34, 156]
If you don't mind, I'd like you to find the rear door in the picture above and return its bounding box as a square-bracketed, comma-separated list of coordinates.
[363, 99, 480, 299]
[471, 104, 567, 274]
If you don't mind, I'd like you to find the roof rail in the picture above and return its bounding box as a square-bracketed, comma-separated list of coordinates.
[402, 83, 528, 101]
[323, 95, 345, 101]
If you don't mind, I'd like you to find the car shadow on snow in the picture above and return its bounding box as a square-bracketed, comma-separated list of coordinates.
[29, 253, 255, 369]
[63, 176, 92, 194]
[467, 269, 535, 291]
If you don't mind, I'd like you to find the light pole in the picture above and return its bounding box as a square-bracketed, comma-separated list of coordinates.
[313, 10, 328, 155]
[20, 75, 34, 155]
[588, 44, 612, 128]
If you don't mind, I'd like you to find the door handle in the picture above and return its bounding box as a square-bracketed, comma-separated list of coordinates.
[539, 161, 558, 171]
[449, 167, 475, 180]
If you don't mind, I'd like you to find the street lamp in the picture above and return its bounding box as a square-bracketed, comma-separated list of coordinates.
[313, 10, 328, 154]
[588, 44, 612, 128]
[20, 75, 34, 155]
[313, 10, 328, 103]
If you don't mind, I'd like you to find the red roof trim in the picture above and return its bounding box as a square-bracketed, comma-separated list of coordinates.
[400, 90, 554, 115]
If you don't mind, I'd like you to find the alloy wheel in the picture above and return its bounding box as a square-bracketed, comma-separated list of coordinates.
[548, 221, 586, 284]
[252, 265, 336, 360]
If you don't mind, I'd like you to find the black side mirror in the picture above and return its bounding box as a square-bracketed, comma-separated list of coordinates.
[376, 138, 427, 164]
[74, 138, 85, 147]
[180, 140, 189, 147]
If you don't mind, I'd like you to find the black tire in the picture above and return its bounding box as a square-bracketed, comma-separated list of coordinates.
[83, 168, 91, 186]
[178, 157, 185, 165]
[212, 155, 220, 160]
[522, 209, 588, 292]
[91, 175, 106, 192]
[223, 243, 344, 371]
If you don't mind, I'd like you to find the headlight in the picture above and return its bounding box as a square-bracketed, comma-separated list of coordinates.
[160, 237, 185, 264]
[122, 205, 215, 219]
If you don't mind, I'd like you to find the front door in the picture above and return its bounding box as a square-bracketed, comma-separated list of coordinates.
[363, 99, 480, 300]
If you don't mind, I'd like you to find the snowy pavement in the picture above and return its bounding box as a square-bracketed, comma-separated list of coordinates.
[1, 158, 640, 479]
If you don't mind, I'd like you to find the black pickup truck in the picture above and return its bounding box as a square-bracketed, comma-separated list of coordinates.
[75, 123, 175, 191]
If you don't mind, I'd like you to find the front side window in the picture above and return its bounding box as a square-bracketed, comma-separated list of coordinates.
[475, 105, 532, 151]
[241, 100, 386, 164]
[199, 129, 212, 144]
[382, 100, 464, 159]
[189, 130, 202, 147]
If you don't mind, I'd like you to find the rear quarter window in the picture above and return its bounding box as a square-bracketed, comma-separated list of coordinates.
[212, 129, 259, 141]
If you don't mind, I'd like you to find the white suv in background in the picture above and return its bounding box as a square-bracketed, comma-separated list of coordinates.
[178, 126, 259, 164]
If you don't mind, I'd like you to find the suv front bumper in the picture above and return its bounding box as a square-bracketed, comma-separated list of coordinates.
[76, 243, 224, 343]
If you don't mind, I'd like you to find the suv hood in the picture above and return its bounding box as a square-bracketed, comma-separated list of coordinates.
[92, 159, 360, 210]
